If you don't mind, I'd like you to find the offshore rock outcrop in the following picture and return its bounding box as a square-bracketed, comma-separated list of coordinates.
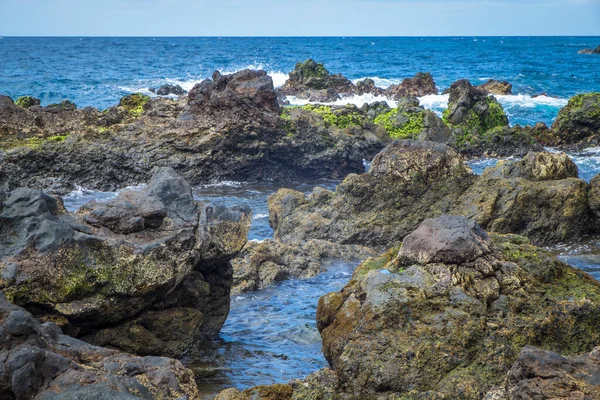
[270, 140, 592, 247]
[0, 167, 250, 358]
[542, 92, 600, 148]
[278, 59, 356, 102]
[217, 216, 600, 399]
[384, 72, 438, 99]
[476, 79, 513, 95]
[0, 69, 388, 194]
[578, 45, 600, 54]
[0, 293, 199, 399]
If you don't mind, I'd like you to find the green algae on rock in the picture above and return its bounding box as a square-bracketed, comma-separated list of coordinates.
[119, 93, 150, 117]
[547, 92, 600, 148]
[14, 95, 41, 109]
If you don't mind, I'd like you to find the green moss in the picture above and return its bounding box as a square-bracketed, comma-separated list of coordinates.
[98, 126, 109, 133]
[294, 59, 329, 78]
[302, 104, 365, 129]
[374, 108, 424, 139]
[120, 93, 150, 117]
[15, 96, 40, 108]
[0, 134, 68, 150]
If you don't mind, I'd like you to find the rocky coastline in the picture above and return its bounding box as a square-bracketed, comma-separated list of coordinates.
[1, 59, 600, 399]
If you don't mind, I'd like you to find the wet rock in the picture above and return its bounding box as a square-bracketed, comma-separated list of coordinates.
[548, 92, 600, 148]
[477, 79, 513, 95]
[231, 239, 375, 293]
[384, 72, 437, 99]
[0, 168, 251, 358]
[279, 59, 356, 101]
[578, 45, 600, 54]
[0, 293, 199, 399]
[505, 346, 600, 399]
[271, 141, 592, 246]
[149, 84, 187, 96]
[458, 124, 543, 157]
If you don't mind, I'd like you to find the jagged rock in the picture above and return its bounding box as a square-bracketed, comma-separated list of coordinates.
[0, 293, 198, 400]
[270, 141, 592, 246]
[231, 239, 375, 293]
[0, 168, 251, 357]
[279, 59, 356, 101]
[356, 78, 384, 96]
[384, 72, 438, 100]
[458, 124, 543, 157]
[578, 45, 600, 54]
[149, 84, 187, 96]
[15, 96, 41, 109]
[443, 80, 510, 153]
[548, 92, 600, 148]
[270, 140, 475, 248]
[477, 79, 513, 95]
[505, 346, 600, 399]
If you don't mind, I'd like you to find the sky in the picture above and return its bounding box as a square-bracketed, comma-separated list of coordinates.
[0, 0, 599, 36]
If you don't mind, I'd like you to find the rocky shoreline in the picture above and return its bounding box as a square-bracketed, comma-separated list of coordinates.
[1, 59, 600, 399]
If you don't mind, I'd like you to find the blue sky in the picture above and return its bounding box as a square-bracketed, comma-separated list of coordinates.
[1, 0, 599, 36]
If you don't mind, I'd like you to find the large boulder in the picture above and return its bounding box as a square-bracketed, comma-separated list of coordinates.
[355, 78, 385, 96]
[279, 59, 356, 102]
[0, 168, 251, 358]
[459, 124, 544, 157]
[384, 72, 438, 100]
[270, 141, 592, 247]
[547, 92, 600, 148]
[314, 216, 600, 398]
[0, 293, 198, 400]
[270, 140, 475, 248]
[0, 70, 388, 194]
[476, 79, 513, 95]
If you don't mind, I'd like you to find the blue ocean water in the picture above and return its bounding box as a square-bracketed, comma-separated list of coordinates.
[2, 37, 600, 126]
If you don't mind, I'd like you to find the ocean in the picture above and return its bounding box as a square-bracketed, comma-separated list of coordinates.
[2, 36, 600, 127]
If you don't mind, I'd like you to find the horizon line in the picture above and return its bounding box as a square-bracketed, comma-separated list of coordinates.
[1, 35, 600, 38]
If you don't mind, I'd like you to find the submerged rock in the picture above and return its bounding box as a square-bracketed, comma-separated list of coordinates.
[0, 292, 199, 399]
[270, 140, 593, 247]
[0, 167, 250, 358]
[279, 59, 356, 102]
[231, 239, 375, 293]
[384, 72, 438, 99]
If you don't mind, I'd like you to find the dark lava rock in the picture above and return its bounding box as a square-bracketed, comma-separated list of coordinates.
[279, 59, 356, 101]
[0, 167, 251, 358]
[0, 292, 199, 399]
[578, 45, 600, 54]
[384, 72, 438, 100]
[150, 84, 187, 96]
[355, 78, 384, 96]
[547, 92, 600, 148]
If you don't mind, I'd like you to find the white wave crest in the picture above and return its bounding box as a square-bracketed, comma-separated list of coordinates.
[287, 94, 397, 108]
[493, 94, 568, 108]
[418, 94, 449, 110]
